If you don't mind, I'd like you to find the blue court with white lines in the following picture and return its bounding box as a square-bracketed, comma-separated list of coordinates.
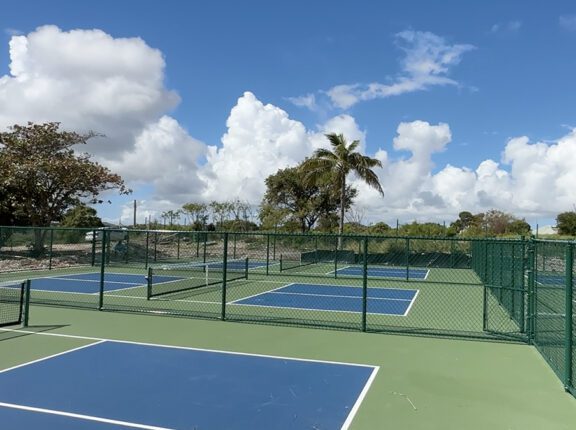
[232, 283, 419, 316]
[0, 340, 378, 430]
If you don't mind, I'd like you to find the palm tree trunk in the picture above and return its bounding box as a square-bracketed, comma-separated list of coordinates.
[338, 176, 346, 250]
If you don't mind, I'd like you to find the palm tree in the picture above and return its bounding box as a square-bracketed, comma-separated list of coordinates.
[301, 133, 384, 248]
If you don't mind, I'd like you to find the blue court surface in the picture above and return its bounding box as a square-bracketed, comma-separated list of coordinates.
[535, 274, 575, 287]
[0, 340, 378, 430]
[332, 266, 429, 280]
[232, 283, 418, 316]
[30, 273, 156, 294]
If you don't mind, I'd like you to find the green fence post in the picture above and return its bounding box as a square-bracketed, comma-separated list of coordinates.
[334, 238, 338, 279]
[221, 232, 229, 321]
[48, 228, 54, 270]
[144, 231, 150, 269]
[482, 279, 488, 331]
[564, 243, 573, 390]
[526, 240, 536, 343]
[362, 238, 368, 332]
[98, 230, 107, 310]
[519, 237, 526, 334]
[266, 234, 270, 276]
[91, 230, 97, 266]
[177, 234, 181, 260]
[405, 238, 410, 281]
[233, 233, 237, 259]
[153, 232, 158, 262]
[203, 233, 207, 263]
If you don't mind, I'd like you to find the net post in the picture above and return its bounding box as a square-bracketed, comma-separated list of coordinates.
[482, 275, 488, 331]
[23, 280, 31, 327]
[526, 239, 536, 343]
[519, 236, 526, 334]
[405, 237, 410, 281]
[361, 238, 368, 332]
[90, 229, 96, 266]
[153, 231, 158, 262]
[221, 232, 228, 321]
[48, 228, 54, 270]
[266, 234, 270, 276]
[334, 238, 338, 279]
[98, 230, 107, 310]
[564, 243, 573, 390]
[144, 231, 150, 269]
[146, 266, 153, 300]
[279, 253, 284, 272]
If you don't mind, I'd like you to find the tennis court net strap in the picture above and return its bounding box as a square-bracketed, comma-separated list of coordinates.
[147, 258, 249, 298]
[0, 280, 26, 327]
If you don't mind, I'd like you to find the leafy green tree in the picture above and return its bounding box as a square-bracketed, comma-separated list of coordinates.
[0, 122, 130, 254]
[182, 202, 209, 230]
[556, 211, 576, 235]
[399, 222, 447, 237]
[449, 211, 484, 235]
[209, 201, 234, 229]
[60, 204, 104, 228]
[300, 133, 384, 246]
[507, 219, 531, 236]
[261, 165, 356, 233]
[161, 210, 182, 226]
[368, 222, 391, 235]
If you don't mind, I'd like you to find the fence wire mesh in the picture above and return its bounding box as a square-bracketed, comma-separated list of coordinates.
[1, 226, 575, 397]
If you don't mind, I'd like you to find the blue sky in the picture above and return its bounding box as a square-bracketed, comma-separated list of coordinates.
[1, 1, 576, 228]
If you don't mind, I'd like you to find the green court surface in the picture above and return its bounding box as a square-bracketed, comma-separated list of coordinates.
[2, 305, 576, 430]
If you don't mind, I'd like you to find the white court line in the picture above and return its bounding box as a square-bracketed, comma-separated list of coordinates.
[0, 341, 105, 375]
[270, 290, 414, 302]
[230, 300, 411, 317]
[0, 328, 379, 369]
[403, 289, 420, 316]
[341, 366, 379, 430]
[0, 402, 174, 430]
[228, 283, 293, 304]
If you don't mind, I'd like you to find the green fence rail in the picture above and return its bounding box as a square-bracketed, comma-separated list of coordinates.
[1, 226, 574, 397]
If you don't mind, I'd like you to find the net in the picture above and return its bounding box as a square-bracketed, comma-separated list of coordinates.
[147, 258, 249, 298]
[279, 251, 318, 272]
[0, 280, 25, 327]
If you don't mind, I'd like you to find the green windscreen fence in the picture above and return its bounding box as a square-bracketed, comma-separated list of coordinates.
[531, 240, 574, 394]
[0, 226, 574, 398]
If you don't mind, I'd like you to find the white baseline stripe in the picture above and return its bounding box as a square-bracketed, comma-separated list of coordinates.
[269, 290, 413, 302]
[0, 402, 174, 430]
[0, 328, 376, 369]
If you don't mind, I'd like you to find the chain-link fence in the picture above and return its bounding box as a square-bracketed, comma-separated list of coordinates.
[1, 226, 574, 397]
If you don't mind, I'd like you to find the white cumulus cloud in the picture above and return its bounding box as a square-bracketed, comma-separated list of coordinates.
[304, 31, 474, 110]
[2, 25, 575, 226]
